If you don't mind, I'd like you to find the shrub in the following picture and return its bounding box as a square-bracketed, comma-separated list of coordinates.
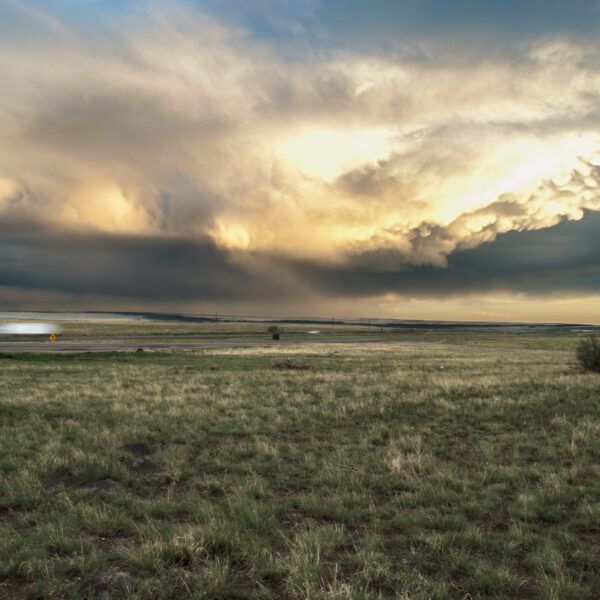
[576, 336, 600, 372]
[267, 325, 281, 340]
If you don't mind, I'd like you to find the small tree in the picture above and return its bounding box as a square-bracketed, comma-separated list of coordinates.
[576, 335, 600, 372]
[267, 325, 281, 340]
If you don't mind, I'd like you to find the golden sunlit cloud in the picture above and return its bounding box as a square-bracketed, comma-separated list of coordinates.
[0, 178, 18, 205]
[1, 7, 599, 263]
[277, 127, 394, 180]
[59, 183, 150, 234]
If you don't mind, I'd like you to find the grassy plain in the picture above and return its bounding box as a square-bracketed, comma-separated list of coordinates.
[1, 330, 599, 599]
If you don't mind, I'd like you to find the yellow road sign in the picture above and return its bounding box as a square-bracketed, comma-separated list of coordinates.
[50, 334, 56, 342]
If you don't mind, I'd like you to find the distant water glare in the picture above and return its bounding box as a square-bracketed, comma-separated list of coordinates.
[0, 323, 60, 334]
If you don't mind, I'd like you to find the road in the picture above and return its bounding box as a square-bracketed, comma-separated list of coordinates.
[0, 336, 392, 353]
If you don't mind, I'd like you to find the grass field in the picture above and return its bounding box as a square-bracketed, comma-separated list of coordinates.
[1, 331, 599, 599]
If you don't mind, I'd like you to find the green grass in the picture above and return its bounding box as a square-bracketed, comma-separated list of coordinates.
[1, 336, 599, 599]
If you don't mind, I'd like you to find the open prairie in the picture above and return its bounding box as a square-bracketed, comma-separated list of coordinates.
[1, 327, 599, 599]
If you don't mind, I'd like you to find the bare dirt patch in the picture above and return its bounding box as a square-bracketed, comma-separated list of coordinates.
[126, 457, 158, 474]
[78, 479, 122, 493]
[0, 576, 27, 600]
[79, 570, 136, 599]
[120, 442, 154, 457]
[41, 468, 81, 489]
[41, 470, 123, 494]
[273, 358, 314, 370]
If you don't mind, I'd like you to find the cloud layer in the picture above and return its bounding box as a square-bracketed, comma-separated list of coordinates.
[1, 1, 600, 319]
[1, 210, 600, 315]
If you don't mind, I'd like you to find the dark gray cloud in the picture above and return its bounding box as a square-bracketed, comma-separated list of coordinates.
[1, 211, 599, 309]
[0, 222, 274, 302]
[287, 210, 600, 299]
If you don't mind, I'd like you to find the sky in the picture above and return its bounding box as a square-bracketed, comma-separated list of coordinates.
[1, 0, 600, 322]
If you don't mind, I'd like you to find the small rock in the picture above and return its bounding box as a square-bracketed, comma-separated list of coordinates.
[41, 469, 81, 489]
[79, 570, 136, 599]
[78, 479, 121, 493]
[126, 457, 158, 474]
[120, 443, 153, 457]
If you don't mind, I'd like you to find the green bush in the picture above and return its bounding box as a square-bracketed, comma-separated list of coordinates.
[576, 336, 600, 372]
[267, 325, 281, 340]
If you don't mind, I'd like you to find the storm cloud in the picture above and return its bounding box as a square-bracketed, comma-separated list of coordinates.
[1, 212, 599, 312]
[1, 1, 600, 320]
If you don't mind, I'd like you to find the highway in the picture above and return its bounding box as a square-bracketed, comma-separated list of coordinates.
[0, 336, 392, 353]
